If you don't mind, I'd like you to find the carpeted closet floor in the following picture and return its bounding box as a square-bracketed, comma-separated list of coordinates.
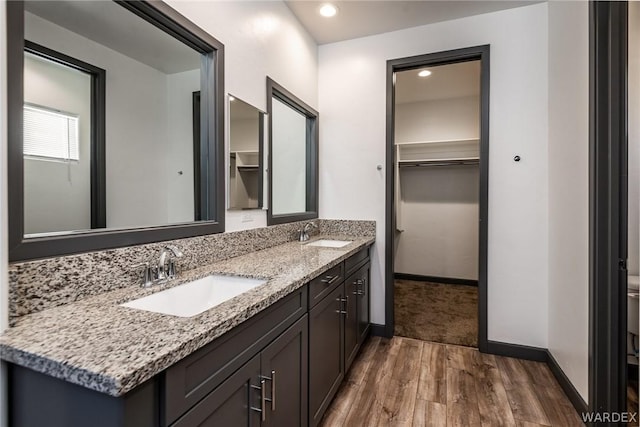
[394, 279, 478, 347]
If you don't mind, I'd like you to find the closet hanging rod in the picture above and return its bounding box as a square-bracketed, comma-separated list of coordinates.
[399, 159, 480, 168]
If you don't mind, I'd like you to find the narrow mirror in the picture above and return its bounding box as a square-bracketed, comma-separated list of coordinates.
[267, 78, 318, 225]
[228, 95, 264, 210]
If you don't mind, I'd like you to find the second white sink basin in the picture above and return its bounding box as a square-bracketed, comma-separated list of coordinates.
[305, 239, 352, 248]
[120, 275, 267, 317]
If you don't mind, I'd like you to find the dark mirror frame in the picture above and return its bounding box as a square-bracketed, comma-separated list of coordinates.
[266, 77, 318, 225]
[7, 0, 225, 262]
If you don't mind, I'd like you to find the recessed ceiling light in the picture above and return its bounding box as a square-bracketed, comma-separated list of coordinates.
[319, 4, 338, 17]
[418, 70, 432, 78]
[229, 96, 235, 101]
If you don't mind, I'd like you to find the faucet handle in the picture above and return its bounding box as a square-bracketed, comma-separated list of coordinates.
[132, 262, 154, 288]
[167, 259, 177, 279]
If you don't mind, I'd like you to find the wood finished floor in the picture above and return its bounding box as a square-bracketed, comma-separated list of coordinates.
[320, 336, 585, 427]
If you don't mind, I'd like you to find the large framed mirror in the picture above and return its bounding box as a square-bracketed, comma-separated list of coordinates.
[227, 95, 265, 210]
[266, 78, 318, 225]
[7, 0, 225, 261]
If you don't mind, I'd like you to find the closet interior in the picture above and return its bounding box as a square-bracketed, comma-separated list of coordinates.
[393, 60, 480, 347]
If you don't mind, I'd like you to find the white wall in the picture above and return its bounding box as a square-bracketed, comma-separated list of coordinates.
[394, 96, 479, 279]
[166, 0, 318, 231]
[547, 1, 589, 401]
[396, 166, 479, 279]
[319, 3, 549, 347]
[23, 55, 92, 234]
[166, 69, 199, 224]
[395, 96, 479, 143]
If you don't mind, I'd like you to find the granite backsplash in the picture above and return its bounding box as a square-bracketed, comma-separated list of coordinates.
[8, 219, 375, 323]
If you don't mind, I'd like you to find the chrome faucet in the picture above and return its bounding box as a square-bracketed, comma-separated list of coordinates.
[299, 221, 318, 242]
[156, 245, 184, 281]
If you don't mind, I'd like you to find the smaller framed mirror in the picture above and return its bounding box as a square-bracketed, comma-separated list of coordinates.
[267, 78, 318, 225]
[228, 95, 265, 210]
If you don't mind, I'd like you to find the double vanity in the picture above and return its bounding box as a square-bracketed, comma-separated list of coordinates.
[1, 229, 374, 427]
[1, 1, 375, 426]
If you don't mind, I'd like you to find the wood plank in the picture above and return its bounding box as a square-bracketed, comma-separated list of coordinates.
[346, 336, 381, 386]
[536, 380, 576, 409]
[521, 360, 558, 388]
[496, 356, 533, 388]
[515, 421, 551, 427]
[377, 338, 423, 426]
[417, 342, 447, 404]
[446, 367, 482, 427]
[343, 337, 402, 426]
[446, 345, 481, 372]
[534, 386, 584, 427]
[319, 379, 359, 427]
[504, 385, 551, 425]
[474, 360, 517, 427]
[412, 400, 447, 427]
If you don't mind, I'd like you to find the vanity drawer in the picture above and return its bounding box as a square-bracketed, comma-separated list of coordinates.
[163, 286, 307, 426]
[309, 263, 344, 308]
[345, 247, 370, 276]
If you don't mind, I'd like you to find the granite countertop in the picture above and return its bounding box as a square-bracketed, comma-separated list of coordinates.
[0, 234, 374, 397]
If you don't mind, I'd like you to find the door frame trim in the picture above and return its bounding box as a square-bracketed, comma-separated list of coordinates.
[384, 45, 490, 352]
[589, 1, 628, 418]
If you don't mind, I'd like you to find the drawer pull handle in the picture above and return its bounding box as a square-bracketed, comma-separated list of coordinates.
[259, 371, 276, 411]
[321, 275, 340, 285]
[271, 370, 276, 411]
[337, 297, 348, 318]
[250, 380, 266, 421]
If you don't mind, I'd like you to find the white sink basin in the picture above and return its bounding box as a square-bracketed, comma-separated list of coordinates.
[305, 239, 352, 248]
[120, 275, 267, 317]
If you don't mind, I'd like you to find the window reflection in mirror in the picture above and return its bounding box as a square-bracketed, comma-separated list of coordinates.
[228, 95, 264, 210]
[267, 78, 318, 225]
[23, 0, 209, 236]
[23, 48, 96, 235]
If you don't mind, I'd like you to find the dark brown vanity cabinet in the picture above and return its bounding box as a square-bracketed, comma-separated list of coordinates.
[171, 354, 262, 427]
[172, 315, 308, 427]
[309, 284, 346, 426]
[309, 247, 371, 427]
[261, 315, 309, 427]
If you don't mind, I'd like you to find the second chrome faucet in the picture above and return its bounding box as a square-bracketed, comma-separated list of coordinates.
[137, 245, 184, 287]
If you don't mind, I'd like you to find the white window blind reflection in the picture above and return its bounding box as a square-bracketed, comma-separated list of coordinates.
[23, 104, 79, 161]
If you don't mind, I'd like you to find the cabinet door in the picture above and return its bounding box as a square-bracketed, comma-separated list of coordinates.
[171, 355, 261, 427]
[309, 284, 344, 427]
[261, 314, 308, 427]
[356, 263, 371, 344]
[344, 275, 359, 372]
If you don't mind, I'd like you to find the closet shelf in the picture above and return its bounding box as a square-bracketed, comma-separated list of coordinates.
[399, 157, 479, 167]
[395, 138, 479, 146]
[397, 138, 479, 165]
[237, 165, 259, 170]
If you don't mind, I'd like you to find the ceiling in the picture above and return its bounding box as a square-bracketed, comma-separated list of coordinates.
[285, 0, 541, 45]
[230, 96, 262, 120]
[395, 60, 480, 104]
[25, 1, 201, 74]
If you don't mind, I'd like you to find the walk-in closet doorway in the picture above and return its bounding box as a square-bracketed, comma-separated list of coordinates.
[384, 46, 490, 352]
